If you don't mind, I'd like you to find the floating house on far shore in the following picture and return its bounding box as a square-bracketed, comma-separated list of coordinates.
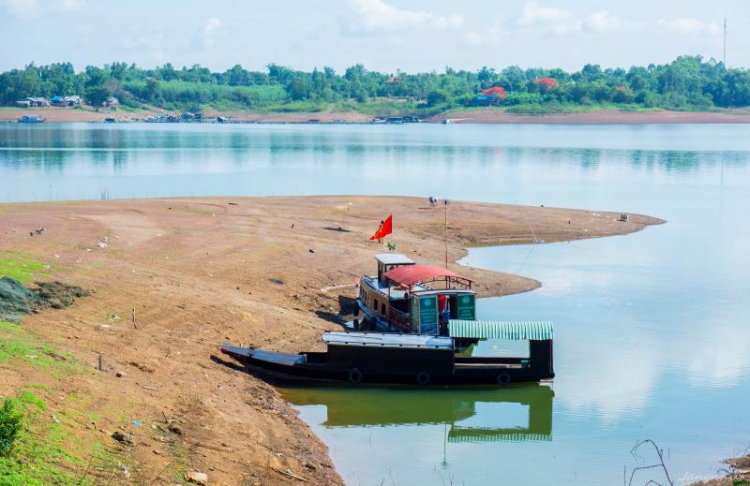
[16, 97, 50, 108]
[51, 95, 82, 107]
[103, 97, 119, 109]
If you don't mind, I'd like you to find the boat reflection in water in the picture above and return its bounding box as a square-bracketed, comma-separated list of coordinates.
[279, 384, 553, 444]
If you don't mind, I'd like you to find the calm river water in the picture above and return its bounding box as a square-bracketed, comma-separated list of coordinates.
[1, 123, 749, 485]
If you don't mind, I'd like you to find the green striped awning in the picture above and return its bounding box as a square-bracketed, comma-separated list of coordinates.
[448, 428, 552, 443]
[449, 320, 554, 340]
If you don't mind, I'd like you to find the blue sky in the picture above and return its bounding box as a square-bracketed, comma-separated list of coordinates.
[1, 0, 747, 73]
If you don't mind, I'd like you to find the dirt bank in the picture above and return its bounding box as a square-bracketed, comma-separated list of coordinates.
[689, 454, 750, 485]
[0, 107, 139, 123]
[201, 109, 372, 124]
[0, 196, 662, 484]
[428, 108, 750, 124]
[5, 107, 750, 125]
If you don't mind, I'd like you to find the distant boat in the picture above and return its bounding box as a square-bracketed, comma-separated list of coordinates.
[442, 119, 454, 124]
[104, 117, 117, 123]
[18, 115, 45, 124]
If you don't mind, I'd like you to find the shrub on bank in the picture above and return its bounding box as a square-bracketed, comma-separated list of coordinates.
[0, 398, 21, 457]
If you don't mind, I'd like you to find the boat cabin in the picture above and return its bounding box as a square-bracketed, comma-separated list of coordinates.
[358, 254, 476, 335]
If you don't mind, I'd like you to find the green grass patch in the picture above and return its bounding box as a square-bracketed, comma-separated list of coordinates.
[0, 252, 50, 283]
[0, 321, 78, 373]
[0, 319, 122, 485]
[0, 391, 116, 486]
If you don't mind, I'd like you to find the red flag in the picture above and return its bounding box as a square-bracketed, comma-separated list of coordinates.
[369, 215, 393, 240]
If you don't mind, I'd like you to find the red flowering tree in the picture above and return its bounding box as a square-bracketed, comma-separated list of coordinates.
[613, 85, 635, 103]
[535, 77, 557, 91]
[480, 86, 507, 100]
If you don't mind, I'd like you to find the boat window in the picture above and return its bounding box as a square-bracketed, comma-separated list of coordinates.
[391, 298, 409, 313]
[381, 302, 386, 315]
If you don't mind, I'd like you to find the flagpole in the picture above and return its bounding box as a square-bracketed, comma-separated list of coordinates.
[444, 199, 448, 269]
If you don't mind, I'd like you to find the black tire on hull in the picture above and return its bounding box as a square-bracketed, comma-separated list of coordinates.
[348, 368, 363, 384]
[416, 371, 430, 385]
[497, 372, 511, 386]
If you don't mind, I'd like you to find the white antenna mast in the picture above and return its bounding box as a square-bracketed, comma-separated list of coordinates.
[723, 18, 727, 67]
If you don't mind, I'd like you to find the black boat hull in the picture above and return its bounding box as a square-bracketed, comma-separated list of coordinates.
[220, 342, 554, 386]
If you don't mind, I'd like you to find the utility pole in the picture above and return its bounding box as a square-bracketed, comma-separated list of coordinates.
[723, 18, 727, 67]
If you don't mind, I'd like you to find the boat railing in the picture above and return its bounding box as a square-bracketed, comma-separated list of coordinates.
[414, 276, 472, 291]
[388, 307, 411, 331]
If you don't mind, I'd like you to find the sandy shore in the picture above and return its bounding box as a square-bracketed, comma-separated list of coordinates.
[0, 107, 130, 123]
[429, 108, 750, 124]
[0, 196, 662, 484]
[4, 107, 750, 124]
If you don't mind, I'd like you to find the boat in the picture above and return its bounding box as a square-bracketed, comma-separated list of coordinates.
[221, 254, 554, 386]
[355, 254, 477, 338]
[220, 320, 554, 386]
[18, 115, 45, 124]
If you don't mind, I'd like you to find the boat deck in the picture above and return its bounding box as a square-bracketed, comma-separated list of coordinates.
[454, 362, 524, 369]
[252, 349, 306, 366]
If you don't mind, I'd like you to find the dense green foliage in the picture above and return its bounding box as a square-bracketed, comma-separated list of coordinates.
[0, 399, 22, 457]
[2, 56, 750, 114]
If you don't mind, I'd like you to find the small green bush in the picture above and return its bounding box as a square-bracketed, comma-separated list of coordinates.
[0, 399, 22, 456]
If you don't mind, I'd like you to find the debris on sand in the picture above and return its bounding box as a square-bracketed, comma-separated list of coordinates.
[111, 431, 134, 445]
[0, 276, 89, 321]
[186, 471, 208, 484]
[272, 466, 308, 482]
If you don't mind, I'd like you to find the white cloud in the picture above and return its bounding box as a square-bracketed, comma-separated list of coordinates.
[346, 0, 463, 34]
[200, 17, 222, 48]
[56, 0, 85, 11]
[583, 10, 636, 34]
[464, 24, 507, 47]
[123, 24, 165, 62]
[465, 3, 720, 48]
[2, 0, 42, 17]
[1, 0, 85, 18]
[657, 18, 721, 36]
[516, 0, 581, 35]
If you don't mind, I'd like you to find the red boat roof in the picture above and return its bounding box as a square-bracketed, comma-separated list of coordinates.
[384, 264, 472, 286]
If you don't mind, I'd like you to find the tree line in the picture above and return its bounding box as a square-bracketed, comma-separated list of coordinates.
[1, 56, 749, 114]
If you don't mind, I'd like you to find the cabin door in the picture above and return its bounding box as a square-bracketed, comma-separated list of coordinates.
[416, 295, 438, 335]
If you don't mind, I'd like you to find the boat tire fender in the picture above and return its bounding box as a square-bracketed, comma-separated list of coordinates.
[416, 371, 430, 385]
[497, 372, 511, 386]
[348, 368, 363, 384]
